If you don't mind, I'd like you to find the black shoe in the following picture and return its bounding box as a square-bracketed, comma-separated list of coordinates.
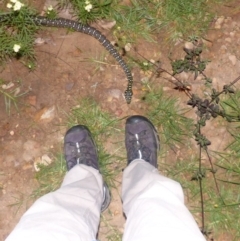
[64, 125, 110, 212]
[125, 115, 160, 167]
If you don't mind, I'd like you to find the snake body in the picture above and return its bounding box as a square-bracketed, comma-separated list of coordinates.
[33, 16, 133, 103]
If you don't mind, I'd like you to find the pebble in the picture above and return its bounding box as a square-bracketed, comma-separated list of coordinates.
[2, 82, 14, 90]
[34, 106, 56, 123]
[97, 20, 116, 30]
[184, 41, 194, 50]
[34, 154, 53, 172]
[225, 37, 231, 43]
[27, 95, 37, 106]
[214, 16, 225, 29]
[163, 87, 171, 91]
[113, 210, 120, 216]
[228, 55, 237, 65]
[124, 43, 132, 52]
[34, 37, 45, 45]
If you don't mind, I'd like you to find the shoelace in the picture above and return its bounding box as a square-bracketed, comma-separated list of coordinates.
[67, 141, 90, 165]
[75, 142, 81, 165]
[134, 134, 143, 159]
[128, 130, 150, 160]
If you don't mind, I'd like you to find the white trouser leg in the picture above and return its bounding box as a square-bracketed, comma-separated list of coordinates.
[122, 159, 206, 241]
[6, 165, 103, 241]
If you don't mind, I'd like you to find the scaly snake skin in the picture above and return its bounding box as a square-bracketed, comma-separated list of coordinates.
[1, 15, 133, 103]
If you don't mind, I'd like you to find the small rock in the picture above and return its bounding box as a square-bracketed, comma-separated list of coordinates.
[97, 20, 116, 30]
[27, 95, 37, 106]
[163, 87, 171, 91]
[34, 106, 56, 122]
[34, 37, 46, 45]
[2, 82, 14, 90]
[113, 210, 120, 216]
[9, 131, 14, 136]
[225, 37, 231, 43]
[34, 154, 53, 172]
[214, 16, 225, 29]
[184, 42, 194, 50]
[124, 43, 132, 52]
[229, 55, 237, 65]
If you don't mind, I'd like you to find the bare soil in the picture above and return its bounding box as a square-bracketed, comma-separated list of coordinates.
[1, 1, 240, 240]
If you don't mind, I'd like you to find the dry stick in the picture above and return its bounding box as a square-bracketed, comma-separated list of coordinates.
[198, 123, 205, 233]
[210, 75, 240, 104]
[133, 50, 193, 98]
[205, 148, 225, 204]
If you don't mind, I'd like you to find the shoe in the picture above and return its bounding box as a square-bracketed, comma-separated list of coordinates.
[125, 115, 160, 167]
[64, 125, 111, 212]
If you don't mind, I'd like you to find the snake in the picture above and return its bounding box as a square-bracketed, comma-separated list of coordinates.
[1, 15, 133, 104]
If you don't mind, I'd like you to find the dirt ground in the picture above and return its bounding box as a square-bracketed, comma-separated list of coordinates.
[1, 0, 240, 240]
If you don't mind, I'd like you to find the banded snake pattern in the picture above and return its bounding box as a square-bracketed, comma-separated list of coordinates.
[1, 15, 133, 104]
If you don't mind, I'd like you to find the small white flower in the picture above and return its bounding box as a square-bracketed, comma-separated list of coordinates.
[85, 0, 90, 4]
[10, 0, 17, 3]
[7, 3, 13, 8]
[85, 3, 93, 12]
[47, 5, 53, 11]
[13, 44, 21, 53]
[13, 1, 24, 11]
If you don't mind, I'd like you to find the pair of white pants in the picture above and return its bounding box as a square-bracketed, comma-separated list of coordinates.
[6, 159, 206, 241]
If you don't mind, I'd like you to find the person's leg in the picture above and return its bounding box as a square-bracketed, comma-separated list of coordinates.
[6, 125, 110, 241]
[122, 116, 206, 241]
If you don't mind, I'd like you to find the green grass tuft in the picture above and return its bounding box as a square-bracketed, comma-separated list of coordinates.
[145, 87, 194, 146]
[66, 98, 122, 186]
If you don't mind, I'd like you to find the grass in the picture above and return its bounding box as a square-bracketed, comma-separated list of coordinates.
[163, 146, 240, 239]
[31, 153, 67, 199]
[32, 97, 122, 200]
[158, 88, 240, 239]
[0, 0, 230, 68]
[0, 1, 38, 63]
[144, 87, 194, 146]
[66, 98, 124, 187]
[101, 215, 123, 241]
[56, 0, 226, 43]
[0, 78, 28, 115]
[82, 52, 116, 76]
